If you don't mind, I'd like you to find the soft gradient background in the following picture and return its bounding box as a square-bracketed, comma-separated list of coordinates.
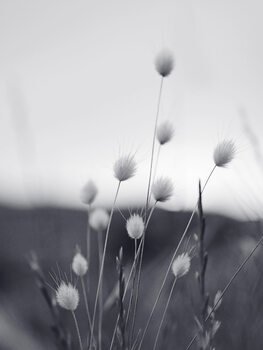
[0, 0, 263, 219]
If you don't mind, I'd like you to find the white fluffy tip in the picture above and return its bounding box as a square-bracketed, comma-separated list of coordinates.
[157, 120, 174, 145]
[72, 252, 88, 277]
[113, 155, 137, 182]
[126, 214, 145, 239]
[56, 282, 79, 311]
[171, 253, 191, 279]
[213, 140, 236, 168]
[89, 208, 109, 232]
[152, 177, 173, 202]
[155, 49, 174, 77]
[81, 180, 98, 205]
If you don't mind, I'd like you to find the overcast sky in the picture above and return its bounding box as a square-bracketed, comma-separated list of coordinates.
[0, 0, 263, 219]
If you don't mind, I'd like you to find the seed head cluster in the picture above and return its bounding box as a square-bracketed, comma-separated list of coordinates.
[126, 214, 145, 240]
[171, 253, 191, 279]
[155, 49, 174, 77]
[56, 282, 79, 311]
[45, 52, 239, 349]
[72, 252, 88, 277]
[113, 155, 137, 182]
[81, 180, 98, 205]
[89, 208, 109, 232]
[213, 140, 236, 168]
[152, 177, 173, 202]
[157, 120, 174, 145]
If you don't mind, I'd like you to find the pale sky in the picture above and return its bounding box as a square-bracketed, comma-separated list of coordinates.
[0, 0, 263, 219]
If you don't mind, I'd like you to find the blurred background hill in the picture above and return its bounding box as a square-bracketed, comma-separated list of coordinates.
[0, 205, 262, 349]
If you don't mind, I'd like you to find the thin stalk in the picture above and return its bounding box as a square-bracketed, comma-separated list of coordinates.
[152, 278, 177, 350]
[130, 237, 144, 344]
[138, 165, 217, 350]
[125, 239, 137, 329]
[131, 329, 142, 350]
[134, 76, 163, 348]
[117, 248, 126, 350]
[86, 205, 91, 262]
[185, 234, 263, 350]
[152, 144, 161, 190]
[89, 181, 121, 350]
[98, 230, 104, 350]
[86, 206, 91, 293]
[148, 144, 161, 205]
[72, 311, 83, 350]
[80, 277, 92, 332]
[197, 181, 210, 347]
[109, 204, 157, 350]
[130, 202, 157, 345]
[145, 77, 164, 216]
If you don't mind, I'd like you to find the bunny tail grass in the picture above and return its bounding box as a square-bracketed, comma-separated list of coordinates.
[137, 165, 216, 350]
[109, 204, 157, 350]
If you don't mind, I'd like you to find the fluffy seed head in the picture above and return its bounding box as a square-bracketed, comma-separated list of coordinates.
[152, 177, 173, 202]
[126, 214, 145, 239]
[81, 180, 98, 205]
[89, 208, 109, 232]
[155, 49, 174, 77]
[171, 253, 191, 278]
[72, 252, 88, 277]
[56, 282, 79, 311]
[113, 155, 137, 182]
[157, 120, 174, 145]
[213, 140, 236, 167]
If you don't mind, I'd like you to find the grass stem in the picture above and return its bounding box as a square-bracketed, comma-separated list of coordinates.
[152, 277, 177, 350]
[86, 206, 91, 293]
[125, 239, 137, 334]
[89, 181, 121, 350]
[80, 276, 92, 332]
[109, 203, 157, 350]
[98, 230, 104, 350]
[72, 311, 83, 350]
[137, 165, 217, 350]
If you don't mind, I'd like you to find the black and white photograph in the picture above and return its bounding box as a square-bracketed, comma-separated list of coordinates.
[0, 1, 263, 349]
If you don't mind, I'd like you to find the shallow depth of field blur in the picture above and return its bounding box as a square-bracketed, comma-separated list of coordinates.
[1, 1, 263, 350]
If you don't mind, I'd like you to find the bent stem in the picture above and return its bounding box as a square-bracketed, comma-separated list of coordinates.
[185, 234, 263, 350]
[145, 77, 164, 216]
[72, 311, 83, 350]
[98, 230, 104, 350]
[80, 276, 92, 332]
[152, 277, 177, 350]
[109, 204, 157, 350]
[89, 181, 121, 350]
[137, 165, 217, 350]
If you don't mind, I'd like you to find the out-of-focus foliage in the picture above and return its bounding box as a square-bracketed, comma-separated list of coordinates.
[0, 206, 262, 349]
